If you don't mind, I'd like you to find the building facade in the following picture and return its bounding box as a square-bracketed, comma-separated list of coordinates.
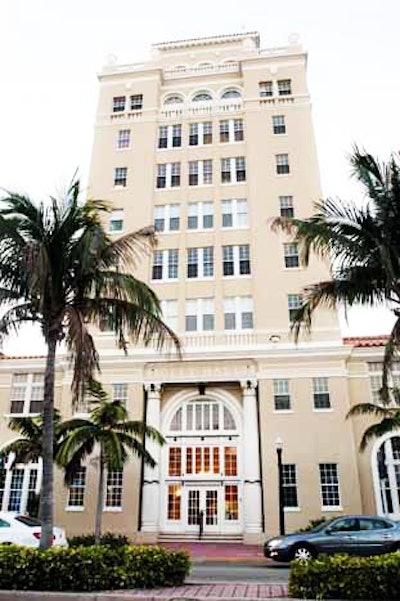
[0, 33, 396, 544]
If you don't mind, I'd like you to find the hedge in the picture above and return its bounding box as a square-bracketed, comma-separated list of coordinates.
[0, 544, 190, 591]
[68, 532, 129, 548]
[289, 552, 400, 600]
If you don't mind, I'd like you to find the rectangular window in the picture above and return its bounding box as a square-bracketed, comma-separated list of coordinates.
[68, 468, 86, 508]
[225, 485, 239, 520]
[282, 464, 298, 507]
[158, 124, 182, 149]
[153, 204, 180, 232]
[109, 209, 124, 233]
[319, 463, 340, 507]
[185, 298, 215, 332]
[276, 154, 290, 175]
[188, 160, 212, 186]
[161, 299, 179, 331]
[221, 157, 246, 184]
[188, 161, 198, 186]
[117, 129, 130, 149]
[284, 243, 299, 268]
[168, 447, 182, 476]
[219, 119, 244, 143]
[223, 296, 253, 330]
[221, 199, 248, 228]
[187, 201, 214, 230]
[156, 163, 180, 189]
[278, 79, 292, 96]
[10, 373, 44, 415]
[272, 115, 286, 134]
[105, 470, 123, 508]
[224, 447, 237, 476]
[279, 196, 294, 218]
[187, 247, 214, 279]
[313, 377, 331, 409]
[152, 249, 179, 281]
[113, 96, 125, 112]
[259, 81, 273, 97]
[189, 122, 212, 146]
[114, 167, 127, 187]
[274, 379, 291, 410]
[288, 294, 302, 322]
[222, 245, 251, 277]
[130, 94, 143, 110]
[167, 484, 181, 520]
[112, 383, 127, 406]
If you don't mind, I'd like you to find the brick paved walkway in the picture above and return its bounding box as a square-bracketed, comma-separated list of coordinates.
[117, 582, 288, 599]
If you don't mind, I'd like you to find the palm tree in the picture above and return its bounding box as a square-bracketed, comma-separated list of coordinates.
[56, 389, 164, 543]
[271, 147, 400, 448]
[0, 181, 181, 548]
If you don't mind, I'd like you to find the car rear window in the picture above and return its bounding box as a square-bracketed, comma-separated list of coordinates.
[15, 515, 41, 527]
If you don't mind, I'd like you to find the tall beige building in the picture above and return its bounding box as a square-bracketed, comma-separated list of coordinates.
[0, 33, 396, 545]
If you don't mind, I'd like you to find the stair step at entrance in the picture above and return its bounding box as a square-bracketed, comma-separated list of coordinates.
[158, 533, 243, 543]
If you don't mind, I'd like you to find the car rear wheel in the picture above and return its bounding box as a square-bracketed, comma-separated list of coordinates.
[292, 544, 316, 561]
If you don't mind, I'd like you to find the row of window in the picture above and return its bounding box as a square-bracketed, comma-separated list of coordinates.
[161, 297, 254, 332]
[283, 463, 340, 508]
[68, 468, 122, 509]
[111, 80, 293, 113]
[109, 197, 295, 234]
[113, 154, 291, 188]
[273, 377, 331, 410]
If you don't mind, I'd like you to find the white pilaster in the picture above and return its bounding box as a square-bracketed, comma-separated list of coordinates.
[141, 383, 162, 534]
[240, 379, 262, 538]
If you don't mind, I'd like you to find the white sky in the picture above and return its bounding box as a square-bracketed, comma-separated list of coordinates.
[0, 0, 399, 354]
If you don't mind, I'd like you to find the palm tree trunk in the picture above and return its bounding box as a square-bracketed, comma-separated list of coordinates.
[94, 452, 105, 544]
[40, 334, 57, 550]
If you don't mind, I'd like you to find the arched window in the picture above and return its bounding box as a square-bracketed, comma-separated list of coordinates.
[221, 88, 241, 100]
[197, 62, 213, 68]
[164, 95, 184, 105]
[168, 399, 236, 433]
[192, 92, 213, 102]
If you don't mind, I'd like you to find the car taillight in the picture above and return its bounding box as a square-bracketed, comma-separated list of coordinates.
[33, 532, 55, 541]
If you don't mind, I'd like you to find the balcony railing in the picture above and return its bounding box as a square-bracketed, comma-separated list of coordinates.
[160, 100, 243, 119]
[163, 62, 240, 79]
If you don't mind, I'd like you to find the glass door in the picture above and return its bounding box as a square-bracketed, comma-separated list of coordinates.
[185, 487, 220, 533]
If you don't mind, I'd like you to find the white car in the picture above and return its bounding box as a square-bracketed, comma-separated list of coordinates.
[0, 512, 68, 548]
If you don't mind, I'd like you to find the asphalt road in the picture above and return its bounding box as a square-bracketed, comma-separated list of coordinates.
[188, 563, 289, 583]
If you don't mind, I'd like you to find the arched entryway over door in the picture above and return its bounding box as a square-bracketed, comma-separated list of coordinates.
[372, 433, 400, 519]
[160, 389, 243, 536]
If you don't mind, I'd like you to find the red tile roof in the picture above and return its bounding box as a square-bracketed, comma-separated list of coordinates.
[343, 336, 389, 348]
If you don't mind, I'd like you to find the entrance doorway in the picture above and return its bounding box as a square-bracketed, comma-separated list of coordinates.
[186, 487, 219, 532]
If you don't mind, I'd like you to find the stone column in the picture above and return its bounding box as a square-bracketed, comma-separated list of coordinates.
[240, 379, 262, 542]
[141, 383, 162, 537]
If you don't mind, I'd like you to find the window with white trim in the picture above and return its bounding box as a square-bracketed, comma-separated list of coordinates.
[169, 401, 236, 433]
[109, 210, 124, 233]
[156, 163, 181, 188]
[189, 122, 212, 146]
[278, 79, 292, 96]
[154, 204, 180, 232]
[187, 202, 214, 230]
[187, 247, 214, 278]
[282, 464, 298, 507]
[67, 468, 86, 508]
[192, 92, 212, 102]
[117, 129, 131, 149]
[276, 154, 290, 175]
[152, 249, 179, 281]
[185, 298, 215, 332]
[164, 95, 183, 105]
[112, 383, 127, 406]
[130, 94, 143, 110]
[274, 379, 291, 411]
[221, 157, 246, 183]
[161, 299, 179, 331]
[10, 374, 44, 415]
[221, 88, 241, 99]
[219, 119, 244, 143]
[319, 463, 340, 507]
[279, 196, 294, 218]
[223, 296, 253, 330]
[1, 465, 39, 513]
[188, 160, 213, 185]
[272, 115, 286, 134]
[222, 245, 251, 276]
[221, 199, 248, 228]
[114, 167, 127, 187]
[259, 81, 273, 97]
[113, 96, 126, 112]
[288, 294, 302, 322]
[284, 243, 299, 268]
[158, 124, 182, 149]
[105, 470, 123, 508]
[313, 377, 331, 409]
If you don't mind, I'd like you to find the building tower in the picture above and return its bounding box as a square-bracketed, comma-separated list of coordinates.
[87, 32, 362, 544]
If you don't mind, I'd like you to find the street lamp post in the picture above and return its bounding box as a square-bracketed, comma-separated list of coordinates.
[275, 436, 285, 535]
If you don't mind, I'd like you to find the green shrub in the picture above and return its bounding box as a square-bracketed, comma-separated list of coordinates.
[0, 544, 190, 591]
[68, 532, 130, 548]
[289, 552, 400, 600]
[297, 516, 327, 532]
